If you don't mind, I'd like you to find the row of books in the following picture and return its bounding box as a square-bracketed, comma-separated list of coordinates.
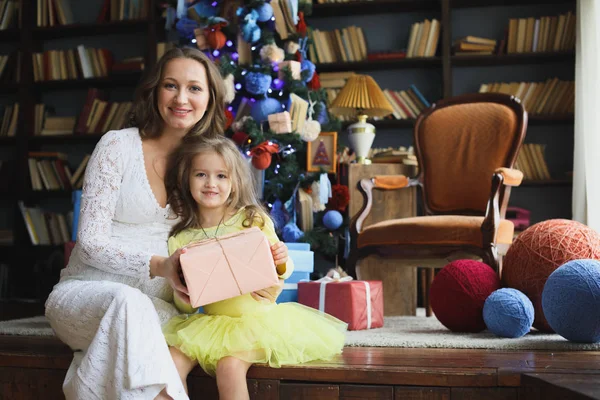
[479, 78, 574, 116]
[32, 45, 113, 82]
[307, 25, 367, 64]
[507, 12, 575, 54]
[18, 201, 73, 246]
[36, 0, 72, 27]
[383, 86, 430, 121]
[406, 19, 440, 58]
[515, 143, 551, 181]
[0, 0, 17, 30]
[28, 151, 90, 191]
[33, 105, 75, 135]
[0, 103, 18, 137]
[97, 0, 148, 23]
[76, 88, 133, 134]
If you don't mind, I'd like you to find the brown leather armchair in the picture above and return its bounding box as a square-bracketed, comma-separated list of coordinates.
[346, 93, 527, 315]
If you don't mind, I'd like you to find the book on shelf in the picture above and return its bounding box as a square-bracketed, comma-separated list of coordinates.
[32, 46, 114, 82]
[37, 0, 74, 27]
[453, 36, 497, 55]
[0, 0, 18, 30]
[27, 151, 71, 191]
[506, 11, 575, 54]
[0, 103, 18, 137]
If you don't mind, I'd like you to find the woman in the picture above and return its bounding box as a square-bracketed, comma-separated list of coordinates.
[45, 47, 287, 400]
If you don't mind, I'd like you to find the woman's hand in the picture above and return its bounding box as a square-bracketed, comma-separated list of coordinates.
[271, 242, 288, 266]
[251, 279, 284, 303]
[151, 249, 190, 303]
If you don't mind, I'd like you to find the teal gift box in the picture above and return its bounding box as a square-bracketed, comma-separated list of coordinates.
[277, 243, 314, 303]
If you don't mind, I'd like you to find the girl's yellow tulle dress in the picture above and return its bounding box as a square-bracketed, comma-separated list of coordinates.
[162, 209, 347, 376]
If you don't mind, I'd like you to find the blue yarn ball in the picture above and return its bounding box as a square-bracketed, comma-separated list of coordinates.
[282, 222, 304, 242]
[245, 72, 272, 96]
[322, 210, 343, 231]
[301, 59, 315, 83]
[542, 259, 600, 343]
[269, 199, 286, 229]
[255, 3, 274, 22]
[483, 288, 534, 338]
[250, 98, 282, 122]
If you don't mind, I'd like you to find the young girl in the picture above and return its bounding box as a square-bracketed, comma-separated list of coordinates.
[163, 136, 347, 399]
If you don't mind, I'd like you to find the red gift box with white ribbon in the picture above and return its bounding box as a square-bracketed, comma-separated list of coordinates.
[297, 277, 384, 330]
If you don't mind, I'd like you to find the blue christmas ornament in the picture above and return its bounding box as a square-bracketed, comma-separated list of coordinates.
[282, 222, 304, 242]
[542, 259, 600, 343]
[301, 59, 315, 83]
[483, 288, 534, 338]
[255, 3, 274, 22]
[240, 9, 261, 43]
[269, 199, 286, 230]
[316, 101, 329, 125]
[189, 1, 218, 18]
[245, 72, 272, 96]
[322, 210, 343, 231]
[175, 17, 199, 40]
[250, 98, 282, 122]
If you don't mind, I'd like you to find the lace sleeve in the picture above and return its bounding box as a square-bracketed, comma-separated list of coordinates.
[77, 131, 153, 278]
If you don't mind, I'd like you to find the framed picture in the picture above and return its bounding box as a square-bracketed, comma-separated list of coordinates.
[306, 131, 337, 174]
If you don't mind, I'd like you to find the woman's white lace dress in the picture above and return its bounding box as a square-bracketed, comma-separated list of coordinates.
[45, 128, 189, 400]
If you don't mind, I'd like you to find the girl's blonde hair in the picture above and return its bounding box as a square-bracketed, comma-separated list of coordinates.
[130, 47, 226, 139]
[166, 136, 268, 237]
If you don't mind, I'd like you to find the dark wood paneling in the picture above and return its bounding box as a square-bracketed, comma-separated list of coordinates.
[280, 383, 340, 399]
[394, 386, 450, 400]
[451, 388, 519, 400]
[340, 384, 393, 399]
[520, 373, 600, 400]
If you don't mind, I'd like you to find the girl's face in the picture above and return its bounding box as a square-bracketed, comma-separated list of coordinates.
[189, 152, 233, 213]
[157, 58, 210, 136]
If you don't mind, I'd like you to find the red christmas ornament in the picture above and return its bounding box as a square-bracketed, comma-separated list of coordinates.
[308, 72, 321, 90]
[231, 131, 249, 146]
[296, 12, 307, 36]
[224, 108, 234, 130]
[328, 184, 349, 213]
[250, 141, 280, 170]
[205, 22, 227, 50]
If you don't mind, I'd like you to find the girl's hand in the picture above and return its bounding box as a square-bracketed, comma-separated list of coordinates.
[153, 248, 189, 300]
[251, 279, 284, 303]
[271, 242, 288, 266]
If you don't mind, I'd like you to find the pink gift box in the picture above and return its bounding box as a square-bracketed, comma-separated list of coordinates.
[180, 227, 279, 307]
[278, 60, 301, 81]
[268, 111, 292, 134]
[297, 280, 384, 330]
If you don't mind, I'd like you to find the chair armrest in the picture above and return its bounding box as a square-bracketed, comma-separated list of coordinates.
[350, 175, 419, 238]
[495, 167, 523, 187]
[481, 170, 512, 269]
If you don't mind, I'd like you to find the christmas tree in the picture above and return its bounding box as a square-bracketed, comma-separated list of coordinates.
[165, 0, 349, 264]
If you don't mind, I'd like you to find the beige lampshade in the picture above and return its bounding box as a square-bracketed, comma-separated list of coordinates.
[329, 75, 394, 118]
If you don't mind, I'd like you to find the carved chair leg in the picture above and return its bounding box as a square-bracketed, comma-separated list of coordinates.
[482, 246, 499, 274]
[425, 268, 434, 317]
[345, 249, 359, 279]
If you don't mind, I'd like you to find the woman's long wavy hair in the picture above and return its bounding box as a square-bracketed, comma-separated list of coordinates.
[130, 47, 226, 139]
[166, 136, 268, 237]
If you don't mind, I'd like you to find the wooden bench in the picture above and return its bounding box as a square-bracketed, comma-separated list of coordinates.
[2, 334, 600, 399]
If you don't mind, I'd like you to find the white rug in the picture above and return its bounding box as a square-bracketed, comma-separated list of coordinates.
[2, 314, 599, 351]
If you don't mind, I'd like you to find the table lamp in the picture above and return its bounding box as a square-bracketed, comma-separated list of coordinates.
[329, 74, 394, 164]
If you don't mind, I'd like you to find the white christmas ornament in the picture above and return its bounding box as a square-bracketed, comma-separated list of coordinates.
[260, 43, 285, 63]
[301, 120, 321, 141]
[223, 74, 236, 104]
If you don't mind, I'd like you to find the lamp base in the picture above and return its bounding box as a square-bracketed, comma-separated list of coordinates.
[347, 115, 376, 164]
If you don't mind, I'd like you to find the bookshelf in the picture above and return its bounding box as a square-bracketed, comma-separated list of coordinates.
[0, 0, 161, 302]
[308, 0, 576, 225]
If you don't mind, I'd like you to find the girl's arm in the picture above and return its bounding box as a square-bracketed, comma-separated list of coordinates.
[76, 131, 157, 278]
[168, 235, 200, 314]
[261, 217, 294, 279]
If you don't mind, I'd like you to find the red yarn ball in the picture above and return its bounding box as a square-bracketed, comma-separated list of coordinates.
[502, 219, 600, 332]
[430, 260, 501, 332]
